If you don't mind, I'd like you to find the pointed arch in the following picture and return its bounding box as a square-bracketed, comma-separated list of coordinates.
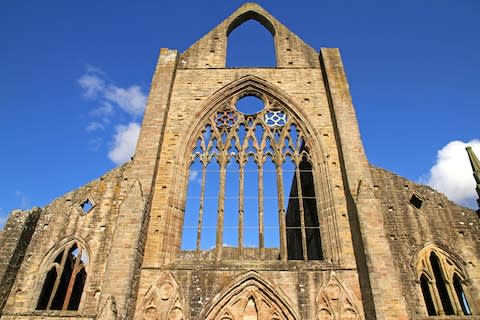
[135, 271, 187, 320]
[173, 75, 340, 262]
[181, 75, 327, 171]
[413, 244, 467, 284]
[413, 244, 474, 316]
[315, 272, 362, 320]
[226, 11, 276, 67]
[34, 236, 90, 311]
[226, 10, 276, 37]
[201, 271, 300, 320]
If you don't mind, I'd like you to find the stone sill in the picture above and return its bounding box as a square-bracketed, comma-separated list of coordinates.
[159, 259, 347, 272]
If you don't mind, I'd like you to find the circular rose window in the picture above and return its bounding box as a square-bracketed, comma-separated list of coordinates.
[235, 95, 264, 115]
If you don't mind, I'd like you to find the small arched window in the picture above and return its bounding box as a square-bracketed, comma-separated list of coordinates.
[36, 241, 88, 311]
[181, 93, 322, 261]
[417, 247, 473, 316]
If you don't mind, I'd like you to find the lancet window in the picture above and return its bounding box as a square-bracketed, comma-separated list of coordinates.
[417, 248, 473, 316]
[181, 93, 322, 261]
[36, 240, 88, 311]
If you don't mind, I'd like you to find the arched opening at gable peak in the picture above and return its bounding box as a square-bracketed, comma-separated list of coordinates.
[226, 12, 276, 67]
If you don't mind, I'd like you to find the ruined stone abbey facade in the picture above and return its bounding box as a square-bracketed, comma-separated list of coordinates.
[1, 3, 479, 320]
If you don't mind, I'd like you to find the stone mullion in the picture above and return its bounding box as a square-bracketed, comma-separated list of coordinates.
[215, 154, 227, 261]
[441, 260, 461, 315]
[258, 158, 265, 259]
[46, 264, 62, 310]
[430, 279, 445, 315]
[275, 158, 288, 261]
[272, 125, 288, 260]
[47, 247, 71, 309]
[294, 156, 308, 261]
[449, 281, 463, 315]
[62, 249, 84, 310]
[427, 263, 445, 316]
[238, 158, 245, 258]
[195, 163, 207, 255]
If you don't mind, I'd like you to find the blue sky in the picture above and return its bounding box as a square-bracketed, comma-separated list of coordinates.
[1, 0, 480, 226]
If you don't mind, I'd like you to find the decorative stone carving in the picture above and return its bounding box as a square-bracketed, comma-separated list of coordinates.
[315, 273, 361, 320]
[137, 272, 187, 320]
[203, 271, 299, 320]
[265, 110, 287, 127]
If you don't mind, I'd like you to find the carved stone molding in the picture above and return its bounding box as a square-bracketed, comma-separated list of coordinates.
[203, 271, 299, 320]
[315, 272, 361, 320]
[136, 272, 187, 320]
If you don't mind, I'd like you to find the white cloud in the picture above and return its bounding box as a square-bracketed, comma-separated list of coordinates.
[78, 74, 105, 99]
[85, 64, 105, 75]
[105, 85, 146, 117]
[108, 122, 141, 165]
[423, 139, 480, 207]
[88, 137, 103, 151]
[15, 191, 30, 210]
[189, 170, 200, 183]
[86, 121, 105, 132]
[89, 102, 114, 119]
[0, 215, 6, 229]
[78, 65, 147, 164]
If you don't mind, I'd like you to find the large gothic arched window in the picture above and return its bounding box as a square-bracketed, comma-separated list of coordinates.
[181, 92, 323, 261]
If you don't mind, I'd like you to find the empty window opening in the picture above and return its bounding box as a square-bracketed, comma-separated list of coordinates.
[37, 242, 88, 311]
[181, 94, 322, 261]
[430, 253, 454, 315]
[420, 274, 436, 316]
[285, 152, 322, 260]
[80, 199, 93, 213]
[418, 249, 473, 317]
[227, 18, 275, 67]
[236, 95, 265, 115]
[453, 274, 472, 315]
[410, 194, 423, 209]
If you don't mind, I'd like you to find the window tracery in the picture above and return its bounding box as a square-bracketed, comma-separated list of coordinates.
[416, 247, 473, 316]
[181, 93, 322, 261]
[202, 271, 298, 320]
[36, 240, 88, 311]
[315, 272, 361, 320]
[137, 272, 186, 320]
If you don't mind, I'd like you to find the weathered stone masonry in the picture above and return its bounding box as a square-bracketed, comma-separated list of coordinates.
[0, 3, 478, 320]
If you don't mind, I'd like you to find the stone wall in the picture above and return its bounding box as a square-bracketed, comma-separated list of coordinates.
[371, 165, 480, 318]
[1, 164, 132, 319]
[134, 3, 409, 320]
[1, 3, 479, 320]
[0, 208, 41, 314]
